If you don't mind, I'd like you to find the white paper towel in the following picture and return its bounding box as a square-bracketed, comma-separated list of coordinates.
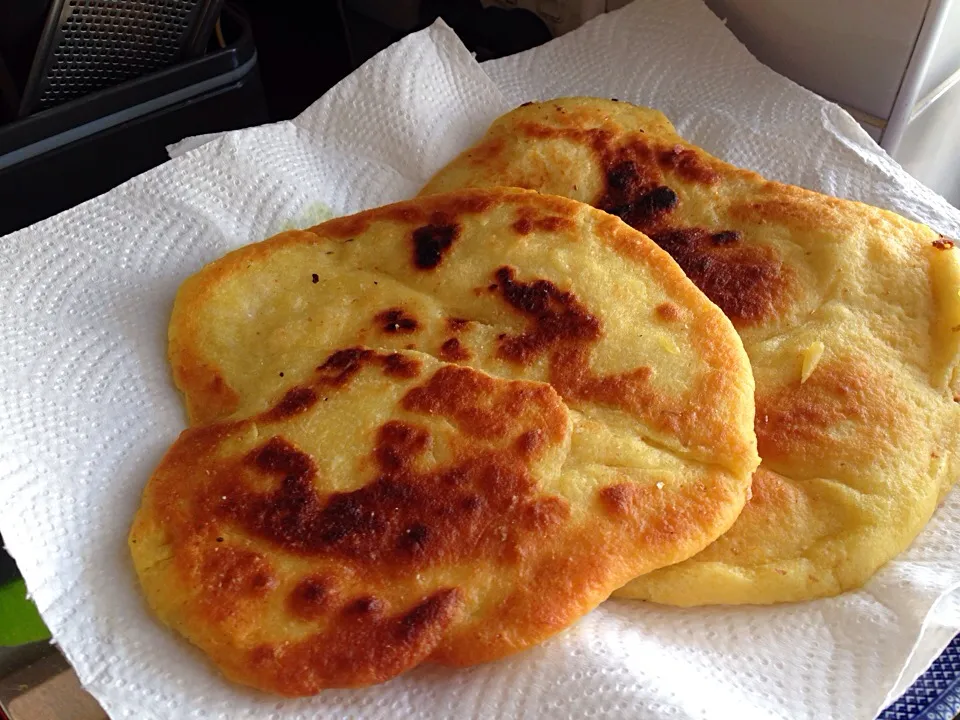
[2, 2, 959, 719]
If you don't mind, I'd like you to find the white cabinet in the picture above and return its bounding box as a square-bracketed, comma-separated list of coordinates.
[700, 0, 960, 207]
[703, 0, 928, 120]
[919, 0, 960, 98]
[897, 76, 960, 206]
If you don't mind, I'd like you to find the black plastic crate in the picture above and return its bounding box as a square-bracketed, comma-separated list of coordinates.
[20, 0, 224, 115]
[0, 2, 267, 237]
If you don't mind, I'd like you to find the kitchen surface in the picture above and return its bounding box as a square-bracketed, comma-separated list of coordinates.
[2, 2, 960, 719]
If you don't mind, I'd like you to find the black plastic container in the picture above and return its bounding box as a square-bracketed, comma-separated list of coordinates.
[0, 2, 267, 237]
[20, 0, 225, 115]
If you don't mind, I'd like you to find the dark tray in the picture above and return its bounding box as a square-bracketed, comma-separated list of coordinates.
[0, 2, 267, 237]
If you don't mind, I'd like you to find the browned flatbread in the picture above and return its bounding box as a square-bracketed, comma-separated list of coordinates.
[421, 100, 960, 605]
[130, 188, 759, 693]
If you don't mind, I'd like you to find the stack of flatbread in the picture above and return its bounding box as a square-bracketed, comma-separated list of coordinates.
[129, 98, 960, 695]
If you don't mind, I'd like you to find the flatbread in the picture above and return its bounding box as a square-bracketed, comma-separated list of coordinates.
[130, 187, 759, 693]
[422, 99, 960, 605]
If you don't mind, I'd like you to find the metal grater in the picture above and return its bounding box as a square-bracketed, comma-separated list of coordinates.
[20, 0, 223, 115]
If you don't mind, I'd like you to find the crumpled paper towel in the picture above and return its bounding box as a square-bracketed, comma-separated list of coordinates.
[2, 2, 959, 719]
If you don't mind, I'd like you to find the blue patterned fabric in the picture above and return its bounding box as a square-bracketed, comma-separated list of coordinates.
[879, 635, 960, 720]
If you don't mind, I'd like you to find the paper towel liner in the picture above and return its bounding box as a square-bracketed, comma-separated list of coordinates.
[2, 2, 959, 718]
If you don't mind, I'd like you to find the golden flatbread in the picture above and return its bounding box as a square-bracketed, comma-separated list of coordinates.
[130, 188, 759, 693]
[422, 99, 960, 605]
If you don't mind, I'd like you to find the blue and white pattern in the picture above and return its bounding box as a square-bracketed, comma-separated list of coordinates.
[880, 635, 960, 720]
